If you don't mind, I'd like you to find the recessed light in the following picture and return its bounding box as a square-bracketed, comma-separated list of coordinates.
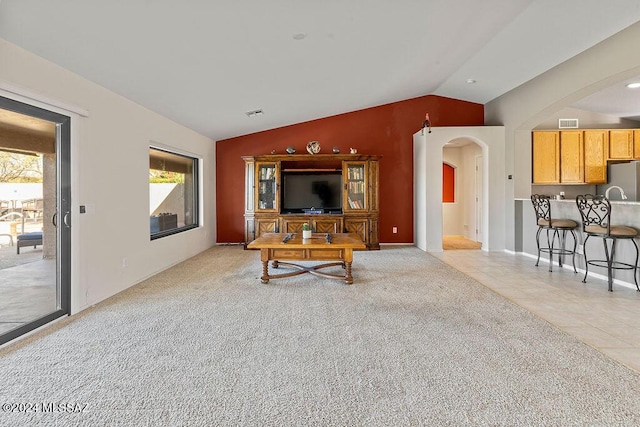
[292, 33, 307, 40]
[626, 82, 640, 89]
[466, 79, 477, 84]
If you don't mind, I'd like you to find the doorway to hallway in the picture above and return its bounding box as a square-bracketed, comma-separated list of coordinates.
[442, 235, 482, 250]
[442, 139, 483, 250]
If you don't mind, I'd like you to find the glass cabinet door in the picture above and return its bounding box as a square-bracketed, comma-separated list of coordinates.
[343, 162, 367, 211]
[256, 162, 278, 212]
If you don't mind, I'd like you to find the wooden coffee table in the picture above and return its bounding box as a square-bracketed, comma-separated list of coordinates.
[246, 233, 366, 284]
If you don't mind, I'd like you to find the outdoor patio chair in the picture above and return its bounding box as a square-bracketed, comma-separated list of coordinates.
[21, 198, 44, 222]
[16, 231, 42, 254]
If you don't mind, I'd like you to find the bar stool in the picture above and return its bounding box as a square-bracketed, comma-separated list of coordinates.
[531, 195, 578, 272]
[576, 194, 639, 292]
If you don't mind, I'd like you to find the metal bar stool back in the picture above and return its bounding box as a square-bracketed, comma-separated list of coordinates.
[576, 194, 639, 292]
[531, 194, 578, 272]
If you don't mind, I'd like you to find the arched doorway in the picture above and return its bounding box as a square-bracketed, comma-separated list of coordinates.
[442, 140, 483, 250]
[413, 126, 506, 253]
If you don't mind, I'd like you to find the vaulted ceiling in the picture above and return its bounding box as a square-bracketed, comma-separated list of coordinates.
[1, 1, 640, 140]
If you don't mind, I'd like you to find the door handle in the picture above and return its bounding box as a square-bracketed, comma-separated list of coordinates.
[52, 212, 58, 227]
[63, 211, 71, 228]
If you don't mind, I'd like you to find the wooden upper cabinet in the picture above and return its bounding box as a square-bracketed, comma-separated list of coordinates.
[532, 128, 640, 185]
[559, 131, 584, 183]
[532, 131, 560, 184]
[583, 130, 608, 184]
[609, 130, 634, 159]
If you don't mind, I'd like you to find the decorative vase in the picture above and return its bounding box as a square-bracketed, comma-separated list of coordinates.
[332, 147, 340, 154]
[286, 146, 296, 154]
[302, 230, 312, 239]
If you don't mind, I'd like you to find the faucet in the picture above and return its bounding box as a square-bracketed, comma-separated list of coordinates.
[605, 185, 628, 200]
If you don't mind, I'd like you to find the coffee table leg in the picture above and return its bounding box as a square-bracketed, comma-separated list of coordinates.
[344, 249, 354, 284]
[261, 260, 269, 284]
[260, 249, 270, 283]
[345, 262, 353, 285]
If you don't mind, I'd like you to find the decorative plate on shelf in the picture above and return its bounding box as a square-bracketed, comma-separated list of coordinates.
[306, 140, 321, 155]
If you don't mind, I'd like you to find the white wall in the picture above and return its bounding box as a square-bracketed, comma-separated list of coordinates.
[460, 143, 483, 241]
[442, 149, 462, 236]
[534, 107, 639, 130]
[442, 143, 483, 239]
[485, 21, 640, 251]
[0, 39, 216, 313]
[414, 126, 505, 252]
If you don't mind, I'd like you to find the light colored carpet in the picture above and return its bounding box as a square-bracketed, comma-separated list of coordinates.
[1, 246, 639, 426]
[443, 235, 482, 250]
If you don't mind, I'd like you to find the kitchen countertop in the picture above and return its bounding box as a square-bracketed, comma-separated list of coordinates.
[515, 198, 640, 205]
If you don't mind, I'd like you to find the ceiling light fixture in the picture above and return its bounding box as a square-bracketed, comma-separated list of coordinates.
[292, 33, 307, 40]
[245, 109, 264, 117]
[466, 79, 477, 84]
[626, 82, 640, 89]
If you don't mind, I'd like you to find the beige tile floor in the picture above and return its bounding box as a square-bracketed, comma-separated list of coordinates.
[434, 249, 640, 373]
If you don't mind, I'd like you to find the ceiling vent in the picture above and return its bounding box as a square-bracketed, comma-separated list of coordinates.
[245, 109, 264, 118]
[558, 118, 579, 129]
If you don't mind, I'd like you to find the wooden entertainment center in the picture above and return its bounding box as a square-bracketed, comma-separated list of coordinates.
[243, 154, 380, 250]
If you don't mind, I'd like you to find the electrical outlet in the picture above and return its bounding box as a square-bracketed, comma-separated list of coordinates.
[392, 226, 398, 234]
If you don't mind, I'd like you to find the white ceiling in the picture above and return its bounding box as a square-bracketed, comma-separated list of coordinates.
[1, 0, 640, 140]
[572, 77, 640, 122]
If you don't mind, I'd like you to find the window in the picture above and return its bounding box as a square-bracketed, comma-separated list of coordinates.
[149, 147, 199, 239]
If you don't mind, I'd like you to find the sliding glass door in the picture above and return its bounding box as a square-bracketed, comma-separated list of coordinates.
[0, 96, 71, 346]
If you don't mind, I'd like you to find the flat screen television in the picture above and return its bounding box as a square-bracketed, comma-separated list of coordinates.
[281, 172, 342, 214]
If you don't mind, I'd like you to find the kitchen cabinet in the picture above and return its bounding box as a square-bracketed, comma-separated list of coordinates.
[532, 128, 640, 185]
[532, 131, 585, 184]
[559, 131, 583, 183]
[609, 130, 634, 159]
[583, 130, 608, 184]
[532, 131, 560, 184]
[532, 130, 609, 184]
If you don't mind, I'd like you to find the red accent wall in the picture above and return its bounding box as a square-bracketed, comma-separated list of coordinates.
[216, 95, 483, 243]
[443, 163, 455, 203]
